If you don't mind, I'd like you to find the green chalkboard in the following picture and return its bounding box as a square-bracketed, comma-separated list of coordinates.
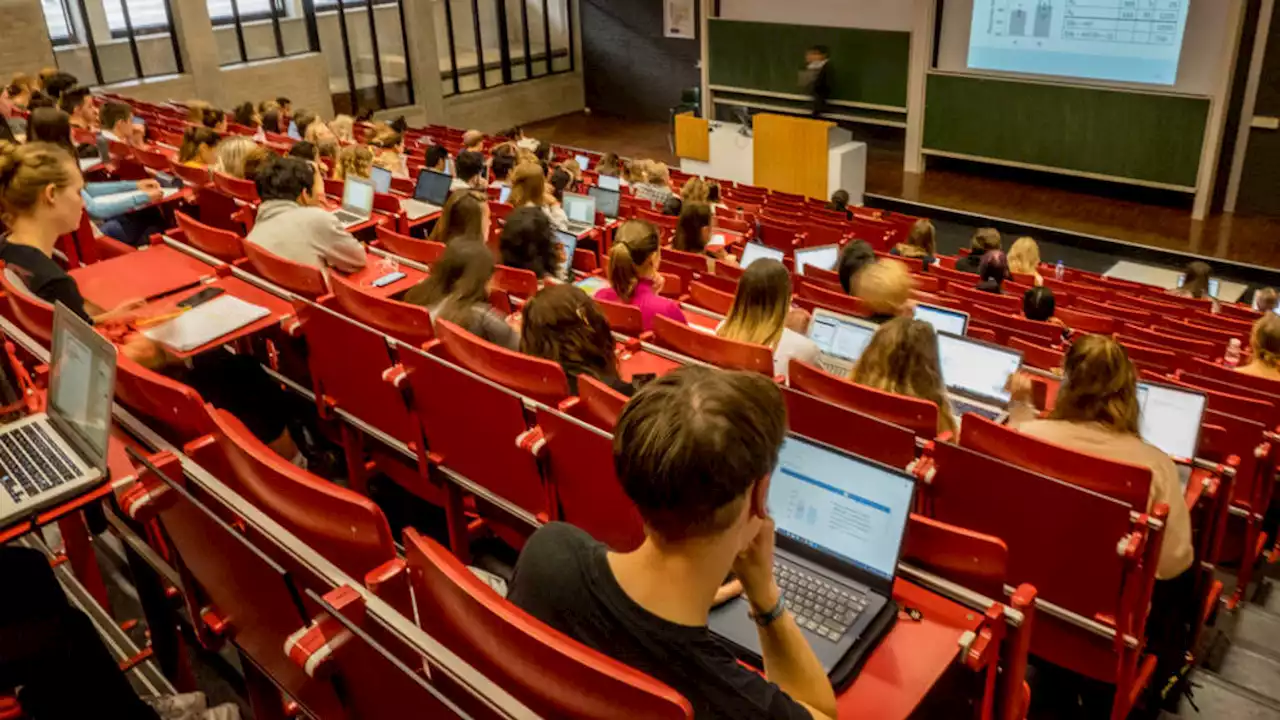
[708, 20, 910, 110]
[923, 74, 1209, 188]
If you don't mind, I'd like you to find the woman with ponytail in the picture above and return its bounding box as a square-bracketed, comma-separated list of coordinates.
[593, 219, 686, 332]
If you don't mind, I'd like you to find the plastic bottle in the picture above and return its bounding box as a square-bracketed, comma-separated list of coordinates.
[1225, 338, 1242, 368]
[1055, 261, 1065, 281]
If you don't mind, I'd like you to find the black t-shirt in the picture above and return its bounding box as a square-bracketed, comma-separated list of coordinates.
[507, 523, 811, 720]
[954, 254, 982, 275]
[0, 242, 91, 322]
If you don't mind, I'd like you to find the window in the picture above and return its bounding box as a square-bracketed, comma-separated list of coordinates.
[103, 0, 173, 36]
[40, 0, 75, 44]
[438, 0, 575, 96]
[313, 0, 398, 8]
[207, 0, 284, 24]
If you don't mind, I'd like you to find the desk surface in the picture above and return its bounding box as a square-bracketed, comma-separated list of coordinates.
[0, 433, 133, 544]
[136, 275, 295, 359]
[617, 345, 681, 381]
[342, 257, 427, 299]
[71, 244, 216, 311]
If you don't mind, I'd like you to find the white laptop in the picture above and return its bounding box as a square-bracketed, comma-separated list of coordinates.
[333, 177, 375, 228]
[499, 184, 512, 204]
[740, 242, 785, 269]
[0, 304, 115, 529]
[369, 165, 393, 194]
[795, 244, 840, 277]
[807, 308, 878, 376]
[1137, 381, 1207, 489]
[562, 192, 597, 233]
[575, 153, 591, 171]
[913, 303, 969, 336]
[597, 175, 621, 192]
[936, 332, 1023, 422]
[403, 169, 453, 220]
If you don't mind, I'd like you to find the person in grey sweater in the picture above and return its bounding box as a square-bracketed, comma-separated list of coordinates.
[246, 156, 367, 272]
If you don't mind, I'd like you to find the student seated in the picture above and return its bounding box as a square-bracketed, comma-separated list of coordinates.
[661, 195, 683, 217]
[672, 202, 730, 264]
[520, 284, 634, 395]
[190, 103, 227, 133]
[890, 219, 935, 269]
[856, 259, 912, 323]
[509, 161, 569, 231]
[975, 251, 1008, 294]
[1172, 260, 1215, 301]
[213, 135, 259, 178]
[369, 128, 407, 177]
[1023, 286, 1065, 328]
[680, 177, 709, 205]
[596, 152, 626, 185]
[560, 158, 583, 182]
[508, 365, 839, 719]
[451, 150, 486, 191]
[717, 259, 818, 380]
[289, 108, 317, 140]
[428, 189, 489, 245]
[956, 228, 1001, 274]
[1255, 287, 1278, 314]
[1007, 236, 1044, 285]
[632, 161, 675, 206]
[96, 101, 143, 158]
[594, 220, 687, 331]
[261, 107, 282, 134]
[177, 126, 220, 168]
[245, 156, 366, 272]
[499, 206, 562, 281]
[424, 144, 449, 174]
[851, 317, 958, 435]
[509, 125, 539, 152]
[462, 129, 484, 151]
[232, 101, 262, 136]
[58, 86, 96, 130]
[328, 114, 354, 143]
[836, 239, 875, 295]
[489, 150, 515, 188]
[1238, 314, 1280, 381]
[404, 240, 519, 350]
[826, 189, 851, 219]
[548, 167, 573, 204]
[333, 144, 373, 181]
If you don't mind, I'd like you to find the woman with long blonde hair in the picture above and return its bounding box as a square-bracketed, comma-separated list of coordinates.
[850, 318, 957, 435]
[1239, 314, 1280, 381]
[717, 259, 817, 379]
[508, 161, 568, 231]
[1007, 237, 1044, 285]
[333, 144, 373, 181]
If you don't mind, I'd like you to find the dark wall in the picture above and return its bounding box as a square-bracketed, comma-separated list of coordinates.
[580, 0, 701, 122]
[1236, 5, 1280, 217]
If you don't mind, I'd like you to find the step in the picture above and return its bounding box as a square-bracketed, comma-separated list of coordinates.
[1219, 643, 1280, 704]
[1174, 670, 1280, 719]
[1235, 606, 1280, 664]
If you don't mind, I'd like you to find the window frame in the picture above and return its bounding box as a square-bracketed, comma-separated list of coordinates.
[207, 0, 288, 26]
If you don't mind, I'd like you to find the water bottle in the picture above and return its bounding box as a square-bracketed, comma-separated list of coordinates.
[1225, 338, 1242, 368]
[1055, 261, 1065, 281]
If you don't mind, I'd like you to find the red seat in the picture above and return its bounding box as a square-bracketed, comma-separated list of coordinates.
[1117, 340, 1179, 376]
[213, 171, 260, 204]
[193, 186, 245, 234]
[323, 177, 345, 198]
[801, 264, 843, 290]
[650, 315, 773, 375]
[403, 529, 692, 719]
[794, 279, 867, 318]
[1122, 326, 1217, 359]
[243, 241, 328, 298]
[686, 281, 734, 316]
[135, 146, 173, 173]
[326, 271, 434, 347]
[1057, 308, 1119, 335]
[789, 360, 940, 439]
[1185, 357, 1280, 396]
[0, 264, 54, 343]
[661, 246, 709, 274]
[693, 272, 737, 295]
[1008, 336, 1064, 373]
[113, 354, 213, 443]
[373, 225, 446, 265]
[493, 264, 539, 300]
[1167, 375, 1276, 428]
[593, 296, 645, 337]
[782, 386, 917, 468]
[965, 304, 1064, 345]
[757, 218, 801, 252]
[568, 373, 629, 431]
[175, 210, 244, 262]
[800, 223, 846, 248]
[434, 318, 569, 406]
[945, 285, 1023, 314]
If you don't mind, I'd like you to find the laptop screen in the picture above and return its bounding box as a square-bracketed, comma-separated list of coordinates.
[597, 175, 621, 191]
[808, 310, 876, 363]
[575, 153, 591, 171]
[740, 242, 784, 269]
[342, 178, 374, 214]
[499, 184, 512, 204]
[554, 230, 578, 282]
[936, 333, 1022, 404]
[914, 304, 969, 336]
[369, 166, 392, 194]
[795, 244, 839, 276]
[575, 275, 609, 295]
[415, 169, 452, 206]
[1137, 382, 1207, 459]
[563, 193, 596, 224]
[1177, 273, 1220, 299]
[587, 186, 621, 218]
[50, 304, 116, 469]
[771, 436, 914, 581]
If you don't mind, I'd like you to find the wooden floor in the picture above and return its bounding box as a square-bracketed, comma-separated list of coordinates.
[526, 112, 1280, 271]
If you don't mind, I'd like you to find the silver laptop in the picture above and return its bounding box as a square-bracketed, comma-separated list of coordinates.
[0, 304, 116, 528]
[913, 303, 969, 336]
[333, 176, 375, 228]
[937, 332, 1023, 422]
[597, 175, 621, 192]
[403, 169, 453, 220]
[710, 435, 914, 687]
[587, 185, 621, 219]
[369, 165, 392, 194]
[807, 308, 877, 376]
[1137, 381, 1207, 489]
[562, 192, 597, 233]
[795, 244, 839, 277]
[740, 242, 785, 269]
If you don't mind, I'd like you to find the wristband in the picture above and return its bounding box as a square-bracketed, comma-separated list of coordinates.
[749, 592, 787, 628]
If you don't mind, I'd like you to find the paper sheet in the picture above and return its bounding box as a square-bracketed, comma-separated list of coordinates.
[142, 295, 270, 352]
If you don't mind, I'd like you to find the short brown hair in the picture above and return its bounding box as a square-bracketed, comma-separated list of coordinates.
[970, 227, 1002, 254]
[1050, 335, 1140, 434]
[614, 366, 786, 541]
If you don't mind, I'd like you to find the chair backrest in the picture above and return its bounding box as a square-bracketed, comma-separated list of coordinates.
[243, 241, 328, 298]
[1056, 307, 1119, 335]
[175, 210, 244, 262]
[435, 318, 570, 405]
[651, 315, 774, 375]
[212, 171, 260, 203]
[1117, 339, 1179, 375]
[794, 279, 867, 317]
[789, 360, 939, 438]
[661, 246, 709, 274]
[801, 264, 843, 290]
[686, 281, 734, 315]
[1008, 336, 1064, 372]
[965, 303, 1064, 344]
[493, 264, 540, 299]
[782, 386, 917, 468]
[114, 354, 212, 441]
[959, 413, 1151, 511]
[1122, 326, 1216, 358]
[403, 530, 692, 719]
[374, 225, 446, 265]
[0, 260, 56, 343]
[326, 271, 435, 347]
[593, 296, 644, 337]
[1167, 374, 1276, 427]
[570, 373, 629, 431]
[945, 285, 1023, 314]
[135, 146, 172, 172]
[903, 514, 1008, 602]
[1187, 357, 1280, 396]
[194, 186, 245, 233]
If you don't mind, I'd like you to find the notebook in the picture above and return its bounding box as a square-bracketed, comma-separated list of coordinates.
[143, 295, 271, 352]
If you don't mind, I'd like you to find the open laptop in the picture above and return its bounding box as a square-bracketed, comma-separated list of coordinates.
[562, 192, 597, 233]
[795, 244, 840, 277]
[1137, 381, 1207, 489]
[404, 169, 453, 220]
[0, 304, 116, 529]
[332, 177, 375, 228]
[574, 153, 591, 171]
[369, 165, 393, 194]
[587, 185, 621, 220]
[710, 435, 913, 688]
[498, 184, 512, 204]
[807, 308, 878, 376]
[597, 174, 621, 192]
[740, 242, 785, 269]
[936, 332, 1023, 422]
[554, 230, 578, 283]
[1177, 273, 1220, 299]
[914, 303, 969, 336]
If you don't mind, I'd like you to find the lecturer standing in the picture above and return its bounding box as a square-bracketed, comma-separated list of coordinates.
[802, 45, 832, 118]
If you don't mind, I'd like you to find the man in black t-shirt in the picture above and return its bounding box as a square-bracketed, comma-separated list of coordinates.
[507, 366, 838, 719]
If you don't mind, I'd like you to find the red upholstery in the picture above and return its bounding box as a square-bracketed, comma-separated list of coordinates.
[945, 285, 1023, 314]
[661, 246, 710, 274]
[193, 186, 244, 233]
[794, 280, 867, 318]
[782, 386, 917, 468]
[789, 360, 940, 438]
[1122, 326, 1216, 358]
[593, 297, 645, 337]
[212, 171, 260, 203]
[686, 281, 734, 315]
[0, 264, 54, 343]
[903, 514, 1009, 608]
[1056, 308, 1119, 335]
[1117, 340, 1179, 375]
[651, 315, 773, 375]
[243, 241, 327, 298]
[965, 304, 1063, 344]
[403, 529, 692, 719]
[1008, 337, 1064, 372]
[493, 264, 539, 299]
[757, 218, 801, 251]
[801, 265, 843, 290]
[1186, 357, 1280, 396]
[135, 146, 172, 173]
[434, 318, 570, 406]
[113, 354, 212, 442]
[326, 271, 435, 347]
[1167, 375, 1276, 428]
[374, 225, 446, 265]
[569, 373, 629, 431]
[693, 272, 737, 295]
[175, 210, 244, 262]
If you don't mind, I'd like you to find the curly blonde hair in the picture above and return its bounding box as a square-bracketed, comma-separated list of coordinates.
[851, 317, 957, 435]
[1008, 237, 1041, 276]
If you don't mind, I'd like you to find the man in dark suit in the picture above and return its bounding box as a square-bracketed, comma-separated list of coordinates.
[803, 45, 832, 117]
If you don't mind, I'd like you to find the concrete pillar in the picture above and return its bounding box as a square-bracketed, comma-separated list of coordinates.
[399, 0, 446, 124]
[0, 0, 56, 79]
[167, 0, 222, 103]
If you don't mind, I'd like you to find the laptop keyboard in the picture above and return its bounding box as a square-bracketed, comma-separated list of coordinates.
[775, 561, 867, 642]
[818, 359, 851, 377]
[334, 211, 365, 225]
[951, 397, 1003, 421]
[0, 424, 80, 503]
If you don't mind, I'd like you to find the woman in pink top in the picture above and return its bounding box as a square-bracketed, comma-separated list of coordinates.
[594, 220, 687, 331]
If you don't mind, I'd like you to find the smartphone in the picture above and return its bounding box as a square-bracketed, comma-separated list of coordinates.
[371, 271, 407, 288]
[177, 286, 225, 309]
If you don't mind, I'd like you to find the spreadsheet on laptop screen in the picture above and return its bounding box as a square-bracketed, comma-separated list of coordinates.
[809, 313, 876, 362]
[914, 304, 968, 336]
[1137, 383, 1206, 459]
[937, 334, 1020, 403]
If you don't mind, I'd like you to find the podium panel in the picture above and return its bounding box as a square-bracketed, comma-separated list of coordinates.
[674, 112, 710, 163]
[752, 113, 835, 199]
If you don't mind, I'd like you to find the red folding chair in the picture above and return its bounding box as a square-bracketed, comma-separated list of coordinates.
[757, 218, 802, 252]
[686, 281, 734, 316]
[326, 271, 435, 347]
[1122, 326, 1217, 359]
[493, 264, 540, 300]
[213, 171, 260, 204]
[0, 263, 54, 343]
[789, 360, 941, 439]
[175, 210, 244, 262]
[794, 279, 867, 318]
[782, 386, 917, 468]
[1008, 337, 1064, 373]
[243, 241, 327, 298]
[565, 373, 629, 431]
[135, 146, 173, 173]
[373, 225, 446, 265]
[113, 354, 213, 444]
[1057, 308, 1120, 335]
[801, 265, 843, 291]
[433, 318, 570, 406]
[945, 285, 1023, 314]
[650, 315, 774, 375]
[593, 297, 645, 337]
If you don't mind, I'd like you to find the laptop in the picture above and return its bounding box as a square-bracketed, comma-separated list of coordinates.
[740, 242, 785, 269]
[404, 169, 452, 220]
[554, 230, 578, 283]
[369, 165, 392, 194]
[795, 244, 839, 277]
[709, 435, 913, 689]
[575, 153, 591, 171]
[0, 304, 116, 529]
[1137, 381, 1207, 489]
[597, 174, 621, 192]
[562, 192, 597, 233]
[936, 332, 1023, 422]
[587, 185, 621, 219]
[807, 308, 878, 376]
[1177, 273, 1220, 299]
[498, 184, 512, 204]
[913, 303, 969, 336]
[575, 275, 609, 295]
[332, 177, 375, 228]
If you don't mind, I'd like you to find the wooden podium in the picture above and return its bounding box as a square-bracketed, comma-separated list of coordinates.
[752, 114, 836, 199]
[674, 112, 710, 162]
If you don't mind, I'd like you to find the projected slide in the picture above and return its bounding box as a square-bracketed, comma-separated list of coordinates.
[968, 0, 1191, 85]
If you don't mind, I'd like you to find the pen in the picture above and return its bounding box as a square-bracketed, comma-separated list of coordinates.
[135, 309, 187, 328]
